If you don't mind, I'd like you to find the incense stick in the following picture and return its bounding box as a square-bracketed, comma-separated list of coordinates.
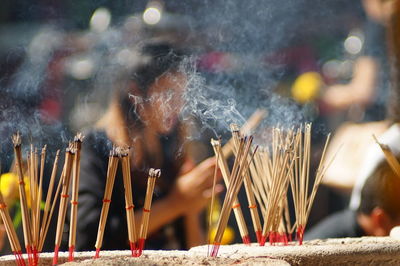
[53, 143, 75, 266]
[207, 146, 220, 256]
[36, 145, 46, 250]
[94, 148, 119, 259]
[38, 150, 60, 252]
[372, 135, 400, 178]
[138, 168, 161, 256]
[12, 133, 34, 264]
[119, 147, 138, 257]
[68, 133, 84, 261]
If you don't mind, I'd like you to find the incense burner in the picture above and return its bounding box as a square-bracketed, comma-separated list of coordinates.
[0, 237, 399, 265]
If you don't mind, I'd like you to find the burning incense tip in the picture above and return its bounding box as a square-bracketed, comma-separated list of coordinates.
[74, 132, 85, 142]
[211, 138, 221, 147]
[149, 168, 161, 178]
[12, 132, 22, 146]
[230, 123, 240, 133]
[115, 146, 130, 157]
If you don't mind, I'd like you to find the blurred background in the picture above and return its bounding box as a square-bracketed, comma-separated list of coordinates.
[0, 0, 393, 253]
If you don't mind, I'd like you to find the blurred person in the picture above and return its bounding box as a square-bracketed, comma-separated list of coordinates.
[75, 41, 221, 251]
[322, 0, 396, 121]
[306, 153, 400, 239]
[306, 0, 400, 240]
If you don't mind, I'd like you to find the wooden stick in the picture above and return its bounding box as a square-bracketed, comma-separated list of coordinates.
[119, 147, 138, 257]
[68, 133, 84, 262]
[94, 148, 119, 259]
[53, 144, 75, 266]
[138, 168, 161, 256]
[12, 133, 34, 263]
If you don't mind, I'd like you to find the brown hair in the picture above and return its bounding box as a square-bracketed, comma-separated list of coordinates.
[358, 158, 400, 219]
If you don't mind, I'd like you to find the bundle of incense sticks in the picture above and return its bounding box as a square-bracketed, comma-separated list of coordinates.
[68, 133, 84, 261]
[0, 190, 25, 266]
[259, 128, 295, 246]
[211, 139, 250, 245]
[12, 133, 34, 265]
[137, 168, 161, 256]
[208, 123, 335, 250]
[95, 146, 140, 258]
[248, 124, 333, 246]
[230, 124, 262, 244]
[53, 143, 75, 266]
[12, 133, 63, 266]
[289, 124, 332, 245]
[373, 135, 400, 178]
[210, 136, 256, 257]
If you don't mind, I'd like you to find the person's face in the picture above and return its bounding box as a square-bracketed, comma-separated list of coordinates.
[144, 71, 187, 134]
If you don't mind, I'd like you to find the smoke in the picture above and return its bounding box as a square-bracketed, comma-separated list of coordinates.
[0, 0, 361, 164]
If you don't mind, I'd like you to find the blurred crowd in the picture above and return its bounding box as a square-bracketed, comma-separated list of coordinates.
[0, 0, 399, 255]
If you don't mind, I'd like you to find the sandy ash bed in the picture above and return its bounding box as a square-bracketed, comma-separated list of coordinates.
[190, 237, 400, 265]
[0, 237, 399, 265]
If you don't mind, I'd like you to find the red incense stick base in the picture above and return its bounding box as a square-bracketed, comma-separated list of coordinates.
[68, 246, 75, 262]
[296, 226, 305, 245]
[94, 248, 100, 259]
[137, 238, 145, 257]
[242, 235, 251, 245]
[52, 245, 59, 266]
[210, 243, 220, 257]
[256, 230, 262, 245]
[13, 250, 26, 266]
[129, 241, 137, 257]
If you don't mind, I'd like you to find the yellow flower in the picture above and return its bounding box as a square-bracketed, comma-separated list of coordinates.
[291, 72, 323, 104]
[0, 173, 31, 207]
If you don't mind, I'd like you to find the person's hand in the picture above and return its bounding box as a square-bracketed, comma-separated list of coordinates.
[169, 157, 222, 214]
[322, 84, 355, 111]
